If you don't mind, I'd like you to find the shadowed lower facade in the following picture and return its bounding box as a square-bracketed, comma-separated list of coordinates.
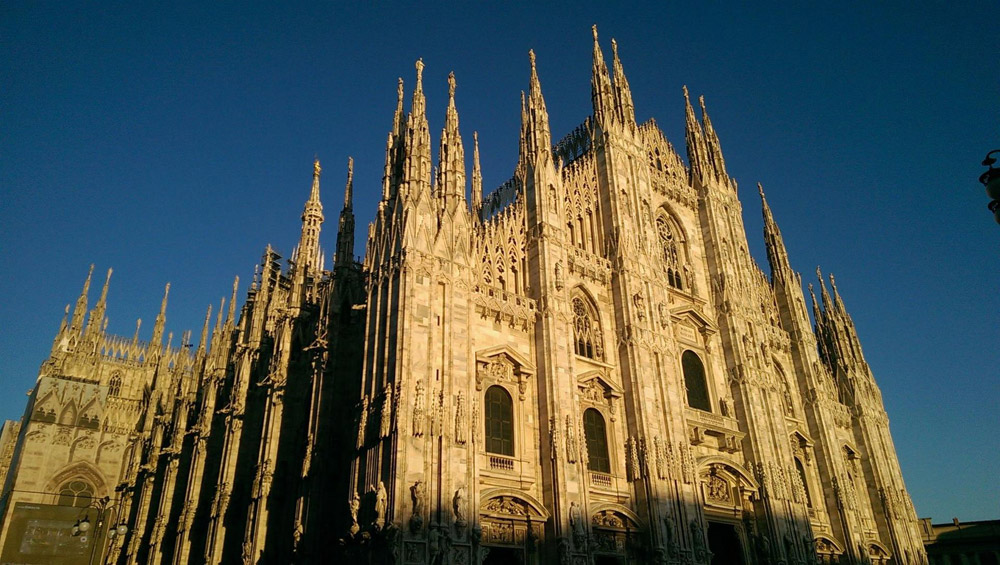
[0, 29, 926, 565]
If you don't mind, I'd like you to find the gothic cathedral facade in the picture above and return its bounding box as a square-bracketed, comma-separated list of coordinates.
[0, 29, 926, 565]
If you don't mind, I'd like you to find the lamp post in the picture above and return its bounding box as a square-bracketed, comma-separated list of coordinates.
[71, 496, 129, 565]
[978, 150, 1000, 224]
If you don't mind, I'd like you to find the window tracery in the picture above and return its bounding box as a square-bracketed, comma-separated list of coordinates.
[109, 374, 122, 397]
[656, 214, 685, 290]
[572, 296, 604, 360]
[57, 479, 94, 508]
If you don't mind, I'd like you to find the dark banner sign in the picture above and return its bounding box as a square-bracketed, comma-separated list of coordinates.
[1, 502, 97, 565]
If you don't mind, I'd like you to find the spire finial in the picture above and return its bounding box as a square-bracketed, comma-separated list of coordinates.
[448, 71, 456, 101]
[314, 158, 321, 177]
[611, 38, 618, 57]
[528, 49, 536, 71]
[757, 182, 765, 199]
[699, 94, 707, 114]
[415, 58, 424, 91]
[592, 24, 598, 41]
[344, 156, 354, 209]
[683, 85, 691, 104]
[397, 77, 404, 102]
[816, 266, 823, 281]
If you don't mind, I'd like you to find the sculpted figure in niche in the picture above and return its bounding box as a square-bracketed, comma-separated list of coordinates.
[349, 491, 361, 535]
[453, 486, 467, 527]
[409, 480, 426, 532]
[569, 501, 585, 542]
[374, 481, 387, 530]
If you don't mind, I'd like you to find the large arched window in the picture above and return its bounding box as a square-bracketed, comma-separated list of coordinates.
[57, 479, 94, 508]
[682, 350, 711, 411]
[484, 386, 514, 456]
[795, 458, 812, 508]
[108, 374, 122, 397]
[572, 296, 603, 361]
[583, 408, 611, 473]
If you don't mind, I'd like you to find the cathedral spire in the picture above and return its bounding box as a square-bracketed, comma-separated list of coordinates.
[297, 159, 325, 274]
[590, 25, 615, 128]
[610, 38, 636, 129]
[816, 267, 834, 314]
[197, 304, 212, 356]
[393, 77, 406, 138]
[521, 50, 552, 166]
[86, 267, 113, 340]
[402, 59, 432, 199]
[683, 86, 708, 182]
[437, 71, 467, 208]
[70, 264, 94, 332]
[699, 94, 729, 181]
[151, 282, 170, 349]
[471, 131, 483, 220]
[759, 183, 793, 283]
[336, 157, 356, 268]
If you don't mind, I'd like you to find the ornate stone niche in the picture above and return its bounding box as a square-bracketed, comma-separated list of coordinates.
[478, 490, 548, 549]
[589, 506, 641, 558]
[669, 305, 717, 347]
[576, 371, 622, 416]
[474, 346, 535, 401]
[814, 535, 845, 564]
[696, 458, 758, 512]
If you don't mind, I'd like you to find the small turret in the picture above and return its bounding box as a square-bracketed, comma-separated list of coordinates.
[151, 283, 170, 350]
[85, 268, 113, 341]
[471, 131, 483, 220]
[197, 304, 212, 357]
[335, 158, 356, 268]
[70, 264, 94, 333]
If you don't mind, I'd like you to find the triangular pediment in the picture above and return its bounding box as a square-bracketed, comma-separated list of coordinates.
[577, 370, 623, 398]
[475, 345, 535, 376]
[669, 305, 717, 333]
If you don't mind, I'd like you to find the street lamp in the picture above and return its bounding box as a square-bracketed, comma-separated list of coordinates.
[70, 496, 129, 565]
[978, 150, 1000, 224]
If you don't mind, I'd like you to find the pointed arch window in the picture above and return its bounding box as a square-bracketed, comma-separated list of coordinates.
[656, 214, 684, 290]
[108, 374, 122, 397]
[57, 479, 94, 508]
[484, 386, 514, 456]
[583, 408, 611, 473]
[795, 457, 813, 508]
[572, 296, 604, 361]
[682, 350, 711, 412]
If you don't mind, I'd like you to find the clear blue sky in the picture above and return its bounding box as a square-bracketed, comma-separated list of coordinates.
[2, 3, 997, 522]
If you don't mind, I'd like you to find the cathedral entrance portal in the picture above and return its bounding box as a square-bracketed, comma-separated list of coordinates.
[482, 546, 523, 564]
[707, 521, 745, 565]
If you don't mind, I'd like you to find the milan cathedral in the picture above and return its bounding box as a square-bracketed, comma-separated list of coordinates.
[0, 28, 926, 565]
